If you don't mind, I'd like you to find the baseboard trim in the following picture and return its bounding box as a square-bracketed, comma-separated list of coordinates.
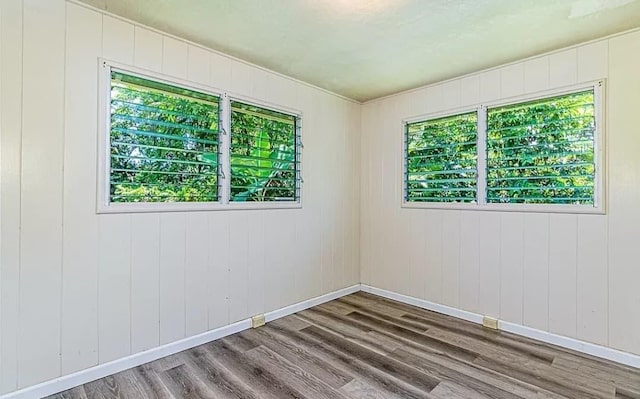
[5, 282, 639, 398]
[361, 284, 640, 369]
[0, 284, 361, 399]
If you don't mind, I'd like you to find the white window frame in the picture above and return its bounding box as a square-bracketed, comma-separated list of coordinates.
[401, 105, 482, 211]
[97, 59, 303, 214]
[225, 94, 303, 211]
[401, 80, 606, 214]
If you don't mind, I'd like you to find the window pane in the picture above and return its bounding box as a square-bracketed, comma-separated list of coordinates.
[109, 71, 221, 203]
[486, 89, 595, 205]
[405, 112, 478, 203]
[230, 101, 299, 202]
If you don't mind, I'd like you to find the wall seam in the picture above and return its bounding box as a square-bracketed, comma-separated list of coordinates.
[15, 0, 24, 388]
[59, 0, 69, 377]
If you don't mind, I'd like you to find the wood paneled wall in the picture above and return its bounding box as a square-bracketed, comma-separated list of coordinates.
[361, 31, 640, 357]
[2, 1, 640, 396]
[0, 1, 360, 393]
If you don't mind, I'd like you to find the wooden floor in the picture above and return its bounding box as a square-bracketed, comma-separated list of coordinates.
[48, 292, 640, 399]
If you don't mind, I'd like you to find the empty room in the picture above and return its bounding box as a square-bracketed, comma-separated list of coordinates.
[1, 0, 640, 398]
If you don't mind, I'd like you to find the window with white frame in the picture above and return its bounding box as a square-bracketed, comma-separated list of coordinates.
[405, 111, 478, 203]
[98, 61, 302, 213]
[403, 82, 604, 213]
[108, 70, 222, 204]
[230, 101, 300, 202]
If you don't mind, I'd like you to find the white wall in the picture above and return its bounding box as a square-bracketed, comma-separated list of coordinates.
[0, 0, 360, 394]
[361, 30, 640, 356]
[2, 1, 640, 396]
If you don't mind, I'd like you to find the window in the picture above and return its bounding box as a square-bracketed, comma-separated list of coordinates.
[405, 111, 478, 203]
[98, 60, 302, 213]
[486, 89, 596, 205]
[230, 101, 300, 202]
[108, 71, 221, 204]
[403, 82, 604, 213]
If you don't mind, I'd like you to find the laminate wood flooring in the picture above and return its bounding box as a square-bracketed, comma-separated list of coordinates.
[47, 292, 640, 399]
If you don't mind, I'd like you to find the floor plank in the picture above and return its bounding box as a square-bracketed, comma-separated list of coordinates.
[47, 292, 640, 398]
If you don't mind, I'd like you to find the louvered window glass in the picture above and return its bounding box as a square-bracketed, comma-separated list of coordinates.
[405, 112, 478, 203]
[486, 89, 596, 205]
[109, 71, 221, 203]
[230, 101, 300, 202]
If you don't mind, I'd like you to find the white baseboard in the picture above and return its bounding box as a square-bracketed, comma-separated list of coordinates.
[361, 284, 640, 369]
[0, 284, 361, 399]
[5, 282, 639, 398]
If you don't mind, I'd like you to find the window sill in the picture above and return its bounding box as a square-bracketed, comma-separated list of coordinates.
[401, 201, 605, 215]
[96, 201, 302, 214]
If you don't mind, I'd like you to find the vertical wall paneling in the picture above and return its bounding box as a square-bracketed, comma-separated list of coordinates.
[479, 69, 501, 102]
[230, 61, 253, 96]
[209, 52, 232, 90]
[280, 212, 297, 307]
[358, 106, 372, 286]
[395, 210, 412, 296]
[350, 102, 362, 287]
[0, 4, 3, 389]
[157, 35, 189, 345]
[294, 210, 314, 304]
[247, 212, 266, 316]
[441, 80, 462, 110]
[187, 44, 210, 86]
[98, 214, 132, 362]
[0, 2, 362, 393]
[133, 26, 162, 72]
[607, 31, 640, 354]
[61, 2, 101, 375]
[362, 35, 640, 356]
[18, 0, 65, 387]
[101, 15, 134, 63]
[441, 212, 461, 308]
[522, 213, 550, 331]
[228, 212, 250, 323]
[500, 63, 525, 98]
[320, 113, 335, 293]
[130, 214, 160, 353]
[406, 210, 427, 299]
[159, 213, 187, 345]
[0, 0, 22, 393]
[339, 102, 351, 291]
[549, 48, 578, 87]
[128, 23, 162, 356]
[499, 213, 524, 325]
[263, 211, 286, 312]
[459, 212, 480, 313]
[478, 213, 501, 318]
[208, 213, 230, 330]
[576, 216, 608, 345]
[524, 57, 550, 93]
[577, 41, 609, 83]
[460, 75, 480, 107]
[161, 36, 188, 78]
[9, 1, 640, 394]
[548, 215, 578, 338]
[97, 12, 134, 366]
[185, 213, 210, 336]
[423, 211, 443, 303]
[380, 98, 400, 292]
[424, 84, 444, 114]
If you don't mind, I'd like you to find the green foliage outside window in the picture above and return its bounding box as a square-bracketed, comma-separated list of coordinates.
[487, 90, 595, 204]
[109, 72, 299, 205]
[230, 101, 298, 202]
[405, 112, 478, 203]
[109, 71, 220, 203]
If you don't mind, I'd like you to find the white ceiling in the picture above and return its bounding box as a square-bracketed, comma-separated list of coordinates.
[80, 0, 640, 101]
